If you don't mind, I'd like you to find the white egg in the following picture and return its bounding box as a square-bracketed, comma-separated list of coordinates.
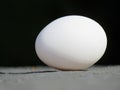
[35, 15, 107, 70]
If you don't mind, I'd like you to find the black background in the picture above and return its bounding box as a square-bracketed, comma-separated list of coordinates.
[0, 0, 119, 66]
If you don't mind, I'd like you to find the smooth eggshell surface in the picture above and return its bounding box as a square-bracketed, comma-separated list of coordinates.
[35, 15, 107, 70]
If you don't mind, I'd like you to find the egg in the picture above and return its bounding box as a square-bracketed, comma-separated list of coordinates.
[35, 15, 107, 70]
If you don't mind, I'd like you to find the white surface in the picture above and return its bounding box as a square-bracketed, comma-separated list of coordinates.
[35, 15, 107, 70]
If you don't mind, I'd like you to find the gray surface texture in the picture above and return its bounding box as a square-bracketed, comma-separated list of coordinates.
[0, 65, 120, 90]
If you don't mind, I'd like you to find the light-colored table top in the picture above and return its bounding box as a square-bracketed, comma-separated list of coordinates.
[0, 65, 120, 90]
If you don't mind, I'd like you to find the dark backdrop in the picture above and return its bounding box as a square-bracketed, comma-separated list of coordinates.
[0, 0, 119, 66]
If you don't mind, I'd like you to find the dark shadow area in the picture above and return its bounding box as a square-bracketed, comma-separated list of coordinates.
[0, 70, 57, 74]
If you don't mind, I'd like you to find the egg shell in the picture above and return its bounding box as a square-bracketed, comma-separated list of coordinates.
[35, 15, 107, 70]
